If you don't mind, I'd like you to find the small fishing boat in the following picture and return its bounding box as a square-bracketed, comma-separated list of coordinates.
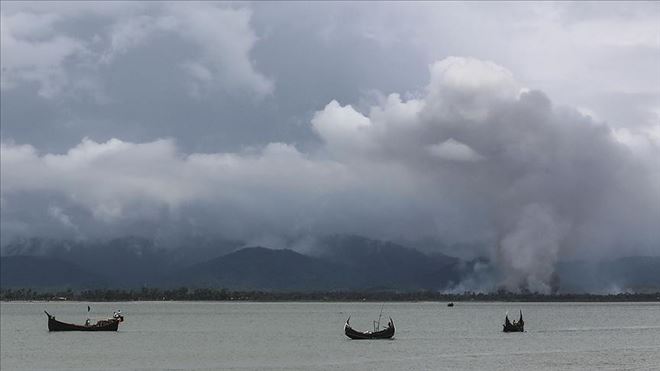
[344, 316, 395, 339]
[447, 302, 454, 307]
[44, 310, 124, 332]
[503, 310, 524, 332]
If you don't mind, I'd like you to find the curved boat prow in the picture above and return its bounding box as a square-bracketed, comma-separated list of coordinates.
[503, 310, 524, 332]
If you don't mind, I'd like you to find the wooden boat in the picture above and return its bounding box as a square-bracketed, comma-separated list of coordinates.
[344, 316, 395, 339]
[503, 310, 524, 332]
[44, 310, 124, 332]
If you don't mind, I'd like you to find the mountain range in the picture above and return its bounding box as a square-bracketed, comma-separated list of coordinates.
[0, 235, 462, 291]
[1, 235, 659, 293]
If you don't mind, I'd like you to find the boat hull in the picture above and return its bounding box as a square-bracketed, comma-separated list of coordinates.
[45, 311, 122, 332]
[344, 318, 395, 340]
[48, 317, 119, 331]
[502, 324, 524, 332]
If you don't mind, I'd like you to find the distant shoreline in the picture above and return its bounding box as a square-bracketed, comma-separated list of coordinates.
[2, 288, 659, 302]
[3, 300, 660, 304]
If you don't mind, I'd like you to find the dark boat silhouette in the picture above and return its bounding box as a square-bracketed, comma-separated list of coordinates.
[447, 302, 454, 307]
[44, 310, 124, 332]
[503, 310, 524, 332]
[344, 316, 395, 339]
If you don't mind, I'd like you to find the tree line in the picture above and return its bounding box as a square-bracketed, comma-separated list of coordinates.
[1, 287, 659, 302]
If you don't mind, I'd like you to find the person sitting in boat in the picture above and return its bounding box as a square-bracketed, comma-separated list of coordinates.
[113, 310, 124, 322]
[85, 318, 91, 326]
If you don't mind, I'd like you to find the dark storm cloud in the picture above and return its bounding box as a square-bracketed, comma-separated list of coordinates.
[1, 2, 276, 153]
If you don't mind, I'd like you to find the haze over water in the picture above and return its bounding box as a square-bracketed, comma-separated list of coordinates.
[2, 302, 659, 370]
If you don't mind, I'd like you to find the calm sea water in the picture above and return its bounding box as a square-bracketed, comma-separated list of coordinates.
[1, 301, 659, 370]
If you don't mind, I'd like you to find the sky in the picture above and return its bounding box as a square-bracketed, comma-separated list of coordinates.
[1, 1, 659, 292]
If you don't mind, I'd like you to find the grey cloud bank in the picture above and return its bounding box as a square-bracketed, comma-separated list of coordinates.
[3, 2, 657, 153]
[3, 57, 659, 292]
[1, 2, 659, 292]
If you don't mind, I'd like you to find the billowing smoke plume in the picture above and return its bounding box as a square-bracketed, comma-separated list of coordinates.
[2, 57, 659, 292]
[498, 204, 568, 293]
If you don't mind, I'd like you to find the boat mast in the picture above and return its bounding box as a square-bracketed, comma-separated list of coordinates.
[375, 303, 385, 331]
